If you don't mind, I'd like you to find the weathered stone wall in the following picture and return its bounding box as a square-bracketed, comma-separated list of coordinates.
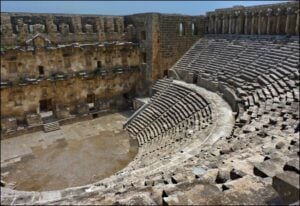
[124, 14, 154, 95]
[0, 34, 143, 127]
[1, 72, 142, 120]
[156, 14, 205, 80]
[1, 37, 141, 82]
[126, 13, 205, 85]
[0, 13, 132, 47]
[206, 1, 299, 35]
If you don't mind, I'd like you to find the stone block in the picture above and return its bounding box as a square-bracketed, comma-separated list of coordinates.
[272, 171, 300, 204]
[284, 159, 300, 174]
[253, 159, 283, 178]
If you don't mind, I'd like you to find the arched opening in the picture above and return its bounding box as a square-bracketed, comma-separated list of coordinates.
[179, 22, 185, 36]
[192, 23, 198, 35]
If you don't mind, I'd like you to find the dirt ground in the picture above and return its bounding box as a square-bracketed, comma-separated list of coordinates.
[1, 111, 138, 191]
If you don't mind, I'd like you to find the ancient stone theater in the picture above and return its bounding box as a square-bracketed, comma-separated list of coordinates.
[1, 1, 299, 205]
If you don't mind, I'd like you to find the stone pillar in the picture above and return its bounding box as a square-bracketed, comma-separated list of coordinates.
[258, 10, 267, 35]
[95, 17, 102, 33]
[0, 14, 13, 36]
[285, 7, 292, 35]
[222, 14, 228, 34]
[244, 11, 249, 34]
[275, 8, 281, 34]
[217, 14, 223, 33]
[229, 14, 233, 34]
[214, 15, 218, 33]
[230, 13, 236, 34]
[257, 11, 261, 35]
[276, 8, 286, 35]
[296, 9, 300, 35]
[266, 8, 273, 35]
[232, 14, 237, 34]
[16, 18, 28, 38]
[209, 15, 215, 33]
[235, 10, 244, 34]
[251, 11, 258, 35]
[286, 8, 298, 36]
[45, 16, 58, 34]
[72, 16, 82, 33]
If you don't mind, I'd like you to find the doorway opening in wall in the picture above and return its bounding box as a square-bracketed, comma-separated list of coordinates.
[141, 31, 146, 40]
[39, 99, 52, 112]
[123, 93, 129, 100]
[163, 70, 168, 77]
[97, 61, 102, 68]
[38, 66, 44, 75]
[193, 74, 198, 84]
[87, 93, 95, 103]
[142, 52, 146, 63]
[87, 93, 95, 111]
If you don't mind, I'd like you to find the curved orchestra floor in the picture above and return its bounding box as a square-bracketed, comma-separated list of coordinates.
[1, 111, 138, 191]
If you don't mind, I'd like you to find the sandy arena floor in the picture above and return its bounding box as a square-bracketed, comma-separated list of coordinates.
[1, 111, 138, 191]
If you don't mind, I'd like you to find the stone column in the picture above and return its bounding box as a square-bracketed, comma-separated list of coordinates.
[214, 15, 218, 33]
[266, 8, 273, 35]
[1, 14, 13, 36]
[296, 9, 300, 35]
[235, 10, 244, 34]
[222, 14, 228, 34]
[244, 11, 249, 34]
[251, 11, 257, 35]
[229, 14, 233, 34]
[285, 7, 292, 35]
[72, 16, 82, 33]
[275, 8, 281, 34]
[209, 14, 215, 33]
[217, 14, 223, 33]
[258, 10, 267, 35]
[276, 8, 286, 35]
[257, 11, 261, 35]
[95, 17, 103, 33]
[231, 13, 236, 34]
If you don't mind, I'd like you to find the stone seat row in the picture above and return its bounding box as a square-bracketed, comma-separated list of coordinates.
[136, 109, 211, 146]
[126, 80, 212, 147]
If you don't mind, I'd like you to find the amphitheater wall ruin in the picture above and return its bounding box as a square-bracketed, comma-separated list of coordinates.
[0, 1, 299, 137]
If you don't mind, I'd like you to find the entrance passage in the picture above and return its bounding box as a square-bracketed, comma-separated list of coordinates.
[39, 99, 52, 112]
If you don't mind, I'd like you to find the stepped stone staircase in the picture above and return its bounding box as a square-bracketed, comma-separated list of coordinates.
[43, 121, 60, 132]
[41, 114, 61, 132]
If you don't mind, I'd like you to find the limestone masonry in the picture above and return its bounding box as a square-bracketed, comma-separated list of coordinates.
[1, 1, 299, 205]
